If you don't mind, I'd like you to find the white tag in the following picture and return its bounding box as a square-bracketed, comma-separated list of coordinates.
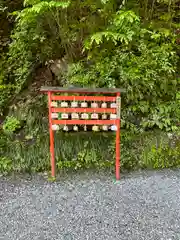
[110, 114, 117, 119]
[63, 125, 69, 131]
[91, 113, 98, 119]
[51, 113, 58, 119]
[81, 102, 88, 108]
[71, 113, 79, 119]
[111, 125, 117, 131]
[110, 102, 117, 108]
[51, 101, 58, 107]
[101, 102, 107, 108]
[73, 125, 78, 131]
[61, 113, 69, 119]
[52, 124, 59, 131]
[61, 102, 68, 107]
[102, 125, 108, 131]
[71, 101, 78, 108]
[91, 102, 98, 108]
[81, 113, 89, 119]
[92, 125, 99, 131]
[102, 114, 107, 119]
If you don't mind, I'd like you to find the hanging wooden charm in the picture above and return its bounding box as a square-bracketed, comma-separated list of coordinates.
[110, 114, 117, 120]
[92, 125, 99, 131]
[52, 124, 59, 131]
[71, 101, 78, 108]
[73, 125, 78, 131]
[111, 125, 117, 131]
[51, 113, 58, 119]
[102, 125, 108, 131]
[63, 125, 69, 131]
[81, 102, 88, 108]
[61, 101, 68, 107]
[71, 113, 79, 119]
[61, 113, 69, 119]
[51, 101, 58, 107]
[91, 113, 98, 119]
[91, 102, 98, 108]
[110, 102, 117, 108]
[81, 113, 89, 119]
[101, 102, 107, 108]
[102, 114, 107, 119]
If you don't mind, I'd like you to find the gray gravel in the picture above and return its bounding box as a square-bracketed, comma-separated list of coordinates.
[1, 169, 180, 240]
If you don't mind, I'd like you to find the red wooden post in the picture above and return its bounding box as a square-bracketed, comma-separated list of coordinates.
[116, 92, 121, 180]
[48, 91, 55, 177]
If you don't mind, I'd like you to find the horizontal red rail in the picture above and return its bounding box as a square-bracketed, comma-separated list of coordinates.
[52, 120, 116, 125]
[51, 95, 116, 102]
[51, 108, 116, 113]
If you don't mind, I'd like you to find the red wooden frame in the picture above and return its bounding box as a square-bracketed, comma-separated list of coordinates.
[40, 86, 124, 180]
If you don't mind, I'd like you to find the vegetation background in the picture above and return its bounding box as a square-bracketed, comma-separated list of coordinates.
[0, 0, 179, 175]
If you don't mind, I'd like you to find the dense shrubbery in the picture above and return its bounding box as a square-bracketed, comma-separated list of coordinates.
[0, 0, 179, 175]
[0, 130, 180, 175]
[67, 9, 179, 132]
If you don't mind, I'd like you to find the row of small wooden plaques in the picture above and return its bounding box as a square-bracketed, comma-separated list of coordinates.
[51, 101, 117, 108]
[52, 125, 117, 131]
[51, 113, 117, 120]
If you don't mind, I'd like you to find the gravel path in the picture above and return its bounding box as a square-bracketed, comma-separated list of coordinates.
[1, 169, 180, 240]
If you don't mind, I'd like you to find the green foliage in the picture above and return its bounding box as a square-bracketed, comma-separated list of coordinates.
[84, 10, 140, 49]
[0, 84, 15, 115]
[7, 0, 70, 92]
[67, 9, 179, 132]
[18, 0, 70, 22]
[0, 157, 13, 175]
[3, 0, 179, 95]
[0, 130, 179, 175]
[23, 0, 70, 8]
[141, 134, 180, 169]
[143, 145, 180, 169]
[6, 0, 117, 94]
[2, 116, 21, 134]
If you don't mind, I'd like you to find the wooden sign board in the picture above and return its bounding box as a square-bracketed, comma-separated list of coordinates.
[40, 86, 125, 180]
